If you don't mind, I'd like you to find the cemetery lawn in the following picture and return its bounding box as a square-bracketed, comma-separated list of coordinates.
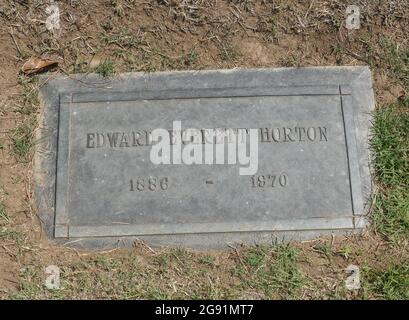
[0, 1, 408, 299]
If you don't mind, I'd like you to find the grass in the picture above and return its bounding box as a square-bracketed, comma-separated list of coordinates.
[0, 202, 9, 223]
[96, 59, 116, 77]
[336, 245, 354, 260]
[363, 262, 409, 300]
[370, 98, 409, 243]
[372, 189, 409, 242]
[371, 99, 409, 188]
[141, 48, 199, 71]
[16, 75, 39, 115]
[7, 244, 306, 299]
[0, 200, 26, 252]
[379, 38, 409, 89]
[101, 30, 145, 49]
[219, 42, 238, 61]
[0, 226, 25, 249]
[256, 16, 279, 43]
[8, 76, 40, 162]
[236, 244, 305, 299]
[11, 121, 35, 163]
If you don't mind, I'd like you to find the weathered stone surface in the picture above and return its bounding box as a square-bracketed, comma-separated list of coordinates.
[35, 67, 375, 249]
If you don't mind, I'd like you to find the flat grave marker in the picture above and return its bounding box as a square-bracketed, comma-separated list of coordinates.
[35, 67, 375, 248]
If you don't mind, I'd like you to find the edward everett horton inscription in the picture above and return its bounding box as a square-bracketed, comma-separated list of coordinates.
[35, 67, 375, 248]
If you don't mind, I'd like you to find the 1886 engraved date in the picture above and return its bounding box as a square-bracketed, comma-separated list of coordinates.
[130, 177, 169, 191]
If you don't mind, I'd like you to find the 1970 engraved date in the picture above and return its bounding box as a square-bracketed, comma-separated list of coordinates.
[251, 174, 288, 188]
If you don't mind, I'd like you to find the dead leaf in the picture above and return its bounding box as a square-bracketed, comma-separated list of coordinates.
[21, 57, 59, 75]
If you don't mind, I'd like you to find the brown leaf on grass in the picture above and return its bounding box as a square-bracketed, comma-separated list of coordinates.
[21, 57, 59, 75]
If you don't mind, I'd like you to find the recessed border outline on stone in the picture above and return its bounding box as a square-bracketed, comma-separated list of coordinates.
[54, 85, 361, 239]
